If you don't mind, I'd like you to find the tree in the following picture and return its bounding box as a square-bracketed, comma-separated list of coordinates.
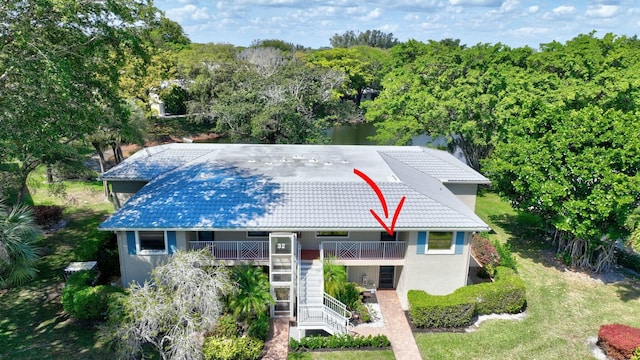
[103, 250, 233, 360]
[228, 265, 273, 320]
[330, 30, 398, 49]
[323, 258, 347, 298]
[0, 0, 157, 204]
[484, 33, 640, 271]
[0, 200, 41, 287]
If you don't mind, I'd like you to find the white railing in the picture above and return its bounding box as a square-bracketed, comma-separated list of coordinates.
[189, 241, 269, 260]
[320, 241, 407, 261]
[324, 292, 352, 319]
[298, 304, 350, 335]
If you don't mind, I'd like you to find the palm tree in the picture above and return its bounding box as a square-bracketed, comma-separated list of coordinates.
[323, 257, 347, 298]
[228, 265, 274, 319]
[0, 201, 41, 287]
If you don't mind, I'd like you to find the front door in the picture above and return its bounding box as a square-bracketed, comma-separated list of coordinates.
[379, 266, 395, 289]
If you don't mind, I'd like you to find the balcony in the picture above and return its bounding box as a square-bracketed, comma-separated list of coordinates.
[190, 241, 269, 264]
[319, 241, 406, 265]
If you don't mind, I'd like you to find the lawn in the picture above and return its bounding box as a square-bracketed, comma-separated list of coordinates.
[0, 172, 114, 359]
[415, 191, 640, 359]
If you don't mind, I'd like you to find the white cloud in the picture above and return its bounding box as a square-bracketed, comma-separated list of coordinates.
[552, 5, 576, 16]
[404, 13, 420, 21]
[513, 26, 551, 36]
[528, 5, 538, 13]
[585, 5, 619, 18]
[500, 0, 519, 12]
[361, 8, 382, 21]
[166, 4, 212, 22]
[449, 0, 502, 6]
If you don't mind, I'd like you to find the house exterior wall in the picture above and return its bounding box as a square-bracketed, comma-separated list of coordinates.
[444, 183, 479, 210]
[395, 231, 471, 310]
[347, 265, 380, 288]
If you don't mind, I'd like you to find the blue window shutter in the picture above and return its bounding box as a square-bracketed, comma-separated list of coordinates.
[167, 231, 177, 254]
[126, 231, 136, 255]
[416, 231, 426, 254]
[455, 232, 465, 254]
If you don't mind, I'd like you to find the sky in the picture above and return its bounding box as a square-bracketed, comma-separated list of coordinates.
[154, 0, 640, 49]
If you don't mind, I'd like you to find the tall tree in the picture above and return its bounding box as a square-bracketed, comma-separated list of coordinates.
[0, 0, 157, 203]
[484, 33, 640, 271]
[330, 29, 398, 49]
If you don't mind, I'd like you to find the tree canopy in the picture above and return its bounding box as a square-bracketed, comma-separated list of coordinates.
[330, 29, 398, 49]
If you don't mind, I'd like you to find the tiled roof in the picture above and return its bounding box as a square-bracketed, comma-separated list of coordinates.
[381, 148, 489, 183]
[99, 144, 490, 231]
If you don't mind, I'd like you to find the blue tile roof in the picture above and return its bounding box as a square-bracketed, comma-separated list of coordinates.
[99, 144, 490, 231]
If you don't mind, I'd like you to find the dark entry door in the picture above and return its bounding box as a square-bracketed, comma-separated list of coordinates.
[379, 266, 395, 289]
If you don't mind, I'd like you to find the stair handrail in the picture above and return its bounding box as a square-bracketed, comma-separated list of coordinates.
[323, 292, 352, 319]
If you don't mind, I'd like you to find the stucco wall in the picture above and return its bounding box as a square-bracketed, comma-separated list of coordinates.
[395, 231, 471, 310]
[444, 183, 479, 210]
[347, 265, 380, 288]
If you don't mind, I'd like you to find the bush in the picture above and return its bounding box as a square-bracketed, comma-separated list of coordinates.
[469, 267, 527, 315]
[471, 233, 500, 276]
[31, 205, 64, 228]
[289, 334, 390, 351]
[63, 279, 123, 321]
[616, 248, 640, 274]
[202, 336, 263, 360]
[213, 314, 239, 338]
[598, 324, 640, 360]
[336, 282, 361, 310]
[247, 313, 270, 341]
[408, 290, 476, 328]
[408, 266, 526, 328]
[493, 240, 518, 271]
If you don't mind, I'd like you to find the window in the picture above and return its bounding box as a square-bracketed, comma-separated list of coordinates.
[198, 231, 214, 241]
[247, 231, 269, 237]
[137, 231, 167, 254]
[315, 231, 349, 237]
[427, 231, 454, 254]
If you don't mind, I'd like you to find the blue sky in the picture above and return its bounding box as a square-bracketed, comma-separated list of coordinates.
[155, 0, 640, 49]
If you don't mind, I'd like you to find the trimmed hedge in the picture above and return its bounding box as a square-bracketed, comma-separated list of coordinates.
[62, 270, 123, 321]
[408, 290, 476, 328]
[289, 334, 390, 351]
[408, 266, 526, 328]
[202, 336, 263, 360]
[598, 324, 640, 360]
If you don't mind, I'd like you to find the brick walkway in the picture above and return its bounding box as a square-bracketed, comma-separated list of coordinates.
[262, 318, 290, 360]
[352, 290, 422, 360]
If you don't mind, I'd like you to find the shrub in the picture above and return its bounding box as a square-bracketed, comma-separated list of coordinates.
[469, 267, 526, 315]
[212, 314, 238, 337]
[31, 205, 64, 228]
[289, 334, 390, 351]
[471, 233, 500, 276]
[408, 290, 476, 328]
[336, 282, 361, 310]
[616, 248, 640, 274]
[598, 324, 640, 360]
[202, 336, 263, 360]
[493, 240, 518, 271]
[408, 266, 526, 328]
[247, 313, 270, 341]
[70, 285, 123, 320]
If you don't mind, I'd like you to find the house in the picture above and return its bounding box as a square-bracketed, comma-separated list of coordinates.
[99, 143, 490, 335]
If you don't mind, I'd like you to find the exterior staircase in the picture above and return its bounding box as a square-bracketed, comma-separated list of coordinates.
[297, 260, 351, 335]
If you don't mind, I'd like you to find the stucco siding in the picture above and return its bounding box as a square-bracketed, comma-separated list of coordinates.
[117, 231, 170, 285]
[396, 231, 471, 310]
[444, 183, 479, 210]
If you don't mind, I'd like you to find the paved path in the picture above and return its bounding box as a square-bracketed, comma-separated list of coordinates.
[262, 318, 290, 360]
[353, 290, 422, 360]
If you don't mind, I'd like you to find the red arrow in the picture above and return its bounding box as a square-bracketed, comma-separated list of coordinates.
[354, 168, 406, 236]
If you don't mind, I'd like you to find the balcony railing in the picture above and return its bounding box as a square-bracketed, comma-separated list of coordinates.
[190, 241, 269, 260]
[320, 241, 406, 261]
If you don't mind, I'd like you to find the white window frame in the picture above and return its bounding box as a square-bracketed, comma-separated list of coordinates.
[315, 231, 349, 238]
[136, 230, 168, 255]
[425, 231, 456, 254]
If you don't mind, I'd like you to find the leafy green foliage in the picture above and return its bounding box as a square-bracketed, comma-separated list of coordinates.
[323, 258, 347, 298]
[335, 282, 361, 310]
[0, 201, 41, 287]
[289, 334, 390, 351]
[330, 30, 398, 49]
[409, 266, 526, 328]
[159, 84, 189, 115]
[228, 265, 274, 319]
[202, 336, 264, 360]
[493, 240, 518, 271]
[408, 290, 476, 328]
[247, 313, 270, 341]
[212, 314, 239, 338]
[63, 285, 123, 321]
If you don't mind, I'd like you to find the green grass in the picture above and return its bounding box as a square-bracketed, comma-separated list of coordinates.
[415, 191, 640, 360]
[288, 350, 395, 359]
[0, 170, 114, 359]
